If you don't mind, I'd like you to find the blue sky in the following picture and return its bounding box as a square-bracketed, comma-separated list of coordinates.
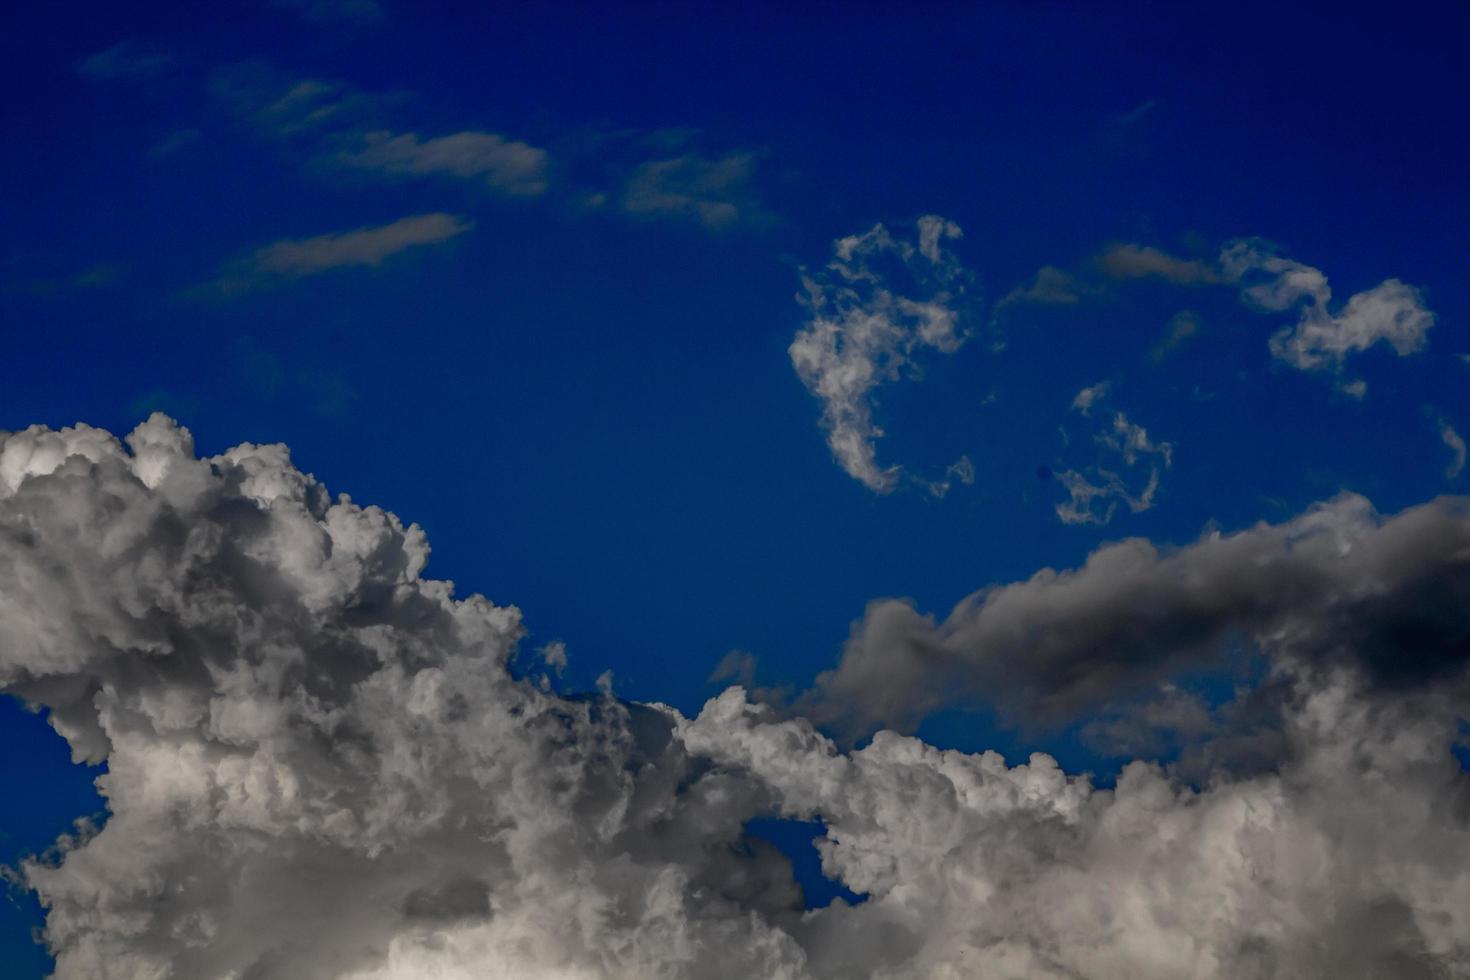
[2, 3, 1469, 975]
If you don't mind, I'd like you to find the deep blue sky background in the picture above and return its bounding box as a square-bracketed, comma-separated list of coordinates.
[3, 2, 1468, 972]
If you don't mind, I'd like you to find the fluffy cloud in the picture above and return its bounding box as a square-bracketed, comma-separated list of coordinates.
[679, 676, 1470, 979]
[1220, 240, 1435, 375]
[789, 216, 977, 493]
[0, 418, 811, 979]
[3, 419, 1469, 978]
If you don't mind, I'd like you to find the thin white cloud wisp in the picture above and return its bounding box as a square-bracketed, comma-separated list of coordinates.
[789, 216, 977, 493]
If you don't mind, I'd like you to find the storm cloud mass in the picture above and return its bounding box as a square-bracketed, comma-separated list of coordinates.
[3, 418, 1470, 979]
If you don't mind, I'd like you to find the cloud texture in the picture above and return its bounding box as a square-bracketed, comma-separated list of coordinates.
[2, 418, 1469, 978]
[215, 213, 472, 288]
[803, 491, 1470, 735]
[1221, 240, 1436, 374]
[789, 216, 976, 492]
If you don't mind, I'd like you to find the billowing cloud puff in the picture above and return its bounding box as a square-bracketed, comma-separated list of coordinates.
[0, 417, 810, 979]
[3, 418, 1469, 978]
[789, 216, 976, 493]
[680, 678, 1470, 979]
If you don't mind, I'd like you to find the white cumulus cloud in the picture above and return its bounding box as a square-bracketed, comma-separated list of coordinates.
[2, 418, 1469, 979]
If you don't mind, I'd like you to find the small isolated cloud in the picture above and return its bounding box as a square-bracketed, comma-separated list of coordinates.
[1220, 239, 1435, 376]
[334, 130, 550, 197]
[1056, 411, 1171, 525]
[925, 455, 975, 498]
[536, 640, 569, 677]
[620, 152, 768, 230]
[993, 265, 1091, 313]
[75, 41, 172, 80]
[213, 213, 471, 290]
[1442, 420, 1466, 479]
[790, 216, 977, 493]
[1097, 243, 1221, 285]
[1101, 411, 1173, 467]
[248, 213, 470, 275]
[1151, 310, 1202, 362]
[1070, 380, 1110, 416]
[1054, 466, 1160, 526]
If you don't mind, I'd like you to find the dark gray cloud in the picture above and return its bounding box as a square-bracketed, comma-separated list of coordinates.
[800, 491, 1470, 735]
[2, 418, 1469, 978]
